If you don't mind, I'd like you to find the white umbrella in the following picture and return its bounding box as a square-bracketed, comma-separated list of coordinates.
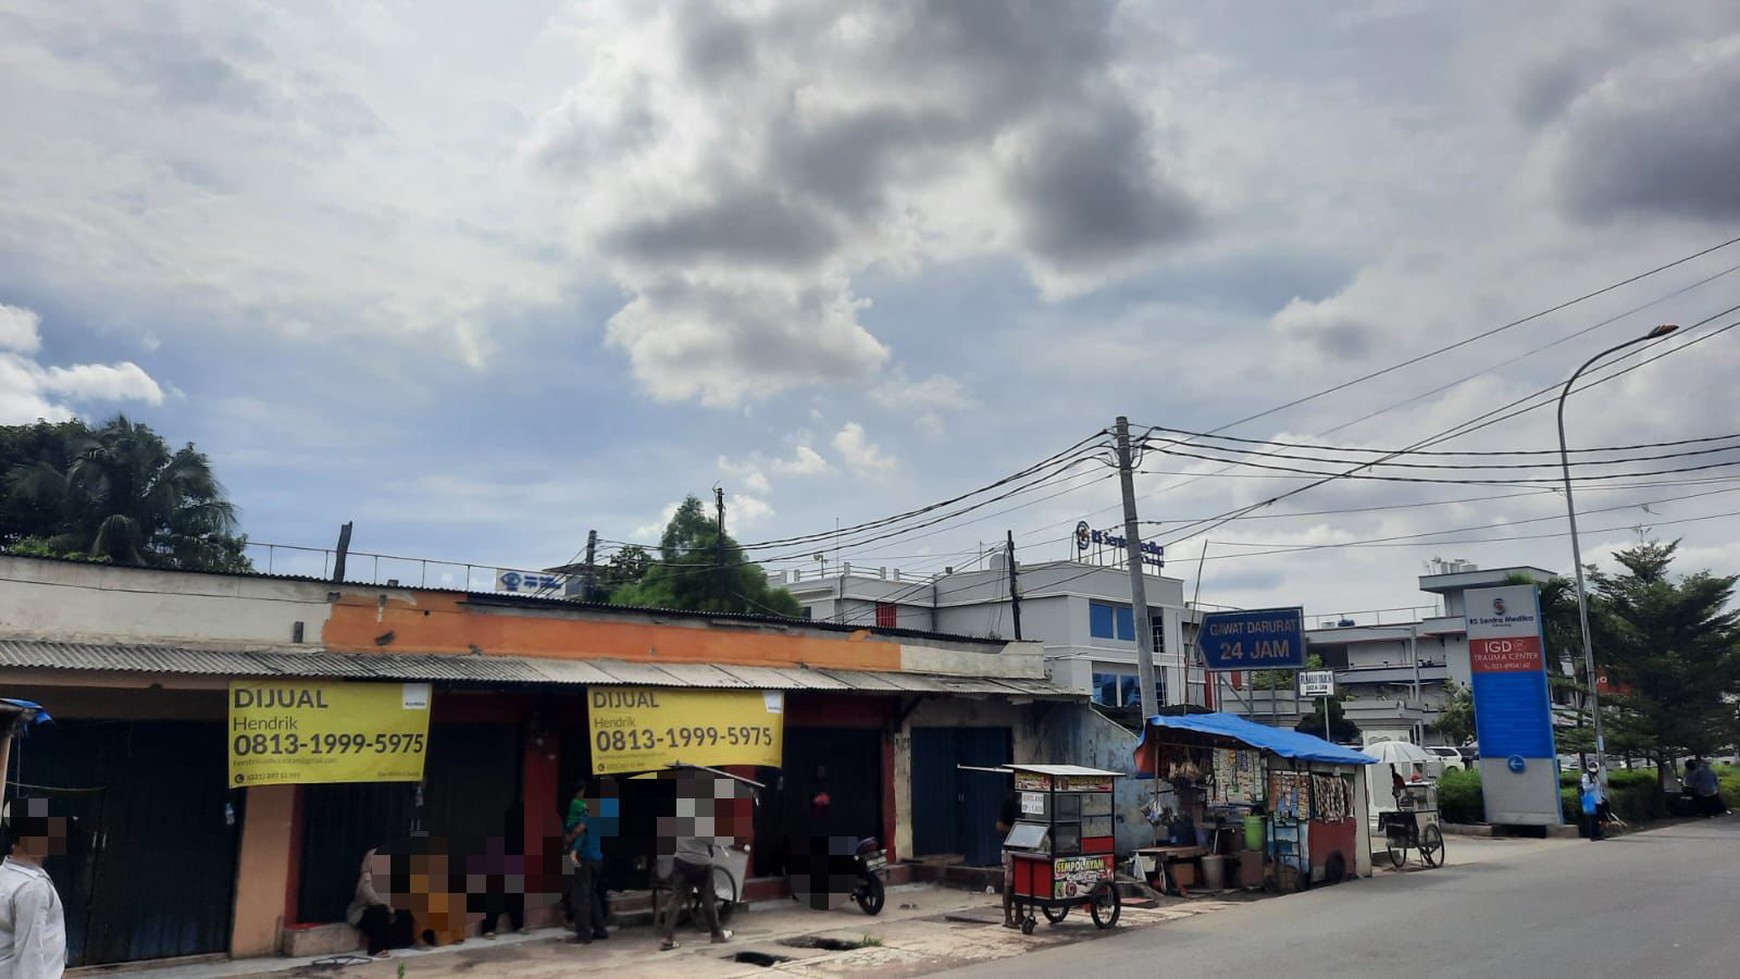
[1362, 740, 1434, 766]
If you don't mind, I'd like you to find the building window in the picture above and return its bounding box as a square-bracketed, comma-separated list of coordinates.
[1115, 605, 1135, 641]
[1089, 602, 1116, 639]
[875, 603, 897, 629]
[802, 606, 813, 619]
[1151, 613, 1166, 654]
[1093, 672, 1121, 706]
[1093, 670, 1147, 708]
[1090, 601, 1138, 641]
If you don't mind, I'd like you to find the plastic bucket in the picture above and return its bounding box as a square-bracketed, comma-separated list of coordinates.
[1200, 854, 1227, 891]
[1244, 815, 1266, 851]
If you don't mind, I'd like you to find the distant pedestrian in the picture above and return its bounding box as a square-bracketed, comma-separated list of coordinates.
[564, 787, 608, 944]
[1580, 766, 1608, 840]
[1688, 759, 1728, 817]
[658, 834, 730, 951]
[0, 798, 67, 978]
[996, 790, 1020, 929]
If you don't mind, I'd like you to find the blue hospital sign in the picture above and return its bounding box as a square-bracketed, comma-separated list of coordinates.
[1467, 585, 1561, 826]
[1197, 608, 1306, 671]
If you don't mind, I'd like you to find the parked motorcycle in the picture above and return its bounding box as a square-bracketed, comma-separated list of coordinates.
[851, 837, 887, 916]
[788, 835, 887, 914]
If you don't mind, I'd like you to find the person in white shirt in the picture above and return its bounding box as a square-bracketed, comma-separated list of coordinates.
[0, 798, 67, 979]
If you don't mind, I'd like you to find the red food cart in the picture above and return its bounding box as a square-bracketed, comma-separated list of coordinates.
[999, 764, 1123, 934]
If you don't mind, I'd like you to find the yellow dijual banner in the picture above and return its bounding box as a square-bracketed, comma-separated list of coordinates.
[228, 680, 432, 787]
[589, 687, 784, 775]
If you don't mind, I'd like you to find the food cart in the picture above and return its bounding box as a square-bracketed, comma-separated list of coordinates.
[1133, 713, 1375, 893]
[999, 764, 1123, 934]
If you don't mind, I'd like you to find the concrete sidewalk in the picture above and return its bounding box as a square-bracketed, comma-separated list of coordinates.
[97, 883, 1251, 979]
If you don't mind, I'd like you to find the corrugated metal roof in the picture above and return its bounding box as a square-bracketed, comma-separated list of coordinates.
[0, 639, 1083, 699]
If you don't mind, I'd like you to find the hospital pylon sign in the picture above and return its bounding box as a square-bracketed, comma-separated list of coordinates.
[1465, 586, 1561, 825]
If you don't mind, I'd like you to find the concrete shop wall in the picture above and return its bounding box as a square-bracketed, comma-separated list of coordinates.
[890, 698, 1044, 861]
[1037, 705, 1153, 854]
[0, 555, 331, 646]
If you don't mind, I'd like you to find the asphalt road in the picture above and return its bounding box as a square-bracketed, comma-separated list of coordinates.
[935, 818, 1739, 979]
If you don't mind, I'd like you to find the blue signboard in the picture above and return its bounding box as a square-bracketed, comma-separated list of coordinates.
[1197, 608, 1305, 671]
[1467, 585, 1557, 760]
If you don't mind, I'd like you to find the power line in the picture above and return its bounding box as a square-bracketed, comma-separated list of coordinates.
[1148, 306, 1740, 549]
[1197, 233, 1740, 435]
[1138, 427, 1740, 461]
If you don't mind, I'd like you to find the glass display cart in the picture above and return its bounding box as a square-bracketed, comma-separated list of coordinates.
[1000, 764, 1123, 934]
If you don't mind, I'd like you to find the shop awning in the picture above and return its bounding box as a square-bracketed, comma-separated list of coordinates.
[1136, 712, 1377, 771]
[0, 639, 1083, 699]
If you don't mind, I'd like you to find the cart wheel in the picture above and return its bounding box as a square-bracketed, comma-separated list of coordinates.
[1420, 824, 1444, 868]
[1020, 916, 1036, 935]
[1089, 883, 1121, 929]
[1386, 838, 1408, 869]
[1041, 905, 1069, 923]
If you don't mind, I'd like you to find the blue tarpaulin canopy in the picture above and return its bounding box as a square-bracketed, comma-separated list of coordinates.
[1136, 712, 1376, 770]
[0, 699, 51, 729]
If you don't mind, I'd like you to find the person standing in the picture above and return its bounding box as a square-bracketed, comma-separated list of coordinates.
[0, 798, 67, 979]
[564, 788, 607, 944]
[658, 833, 730, 951]
[996, 790, 1020, 929]
[1580, 765, 1608, 840]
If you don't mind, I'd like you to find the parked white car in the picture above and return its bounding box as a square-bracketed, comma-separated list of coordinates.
[1425, 746, 1466, 772]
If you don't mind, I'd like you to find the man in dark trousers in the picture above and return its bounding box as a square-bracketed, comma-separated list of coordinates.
[564, 787, 607, 944]
[997, 790, 1020, 929]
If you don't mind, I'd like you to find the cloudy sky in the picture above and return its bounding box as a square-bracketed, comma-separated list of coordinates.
[4, 0, 1739, 623]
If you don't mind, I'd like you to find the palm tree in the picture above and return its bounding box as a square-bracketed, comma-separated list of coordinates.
[7, 415, 250, 571]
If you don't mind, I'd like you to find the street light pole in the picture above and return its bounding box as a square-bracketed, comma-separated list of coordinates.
[1557, 323, 1678, 786]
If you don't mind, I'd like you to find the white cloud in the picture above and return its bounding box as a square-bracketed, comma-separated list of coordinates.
[832, 422, 897, 475]
[728, 493, 774, 529]
[525, 0, 1202, 405]
[717, 455, 772, 495]
[0, 303, 42, 353]
[770, 445, 830, 477]
[871, 373, 976, 412]
[0, 302, 165, 423]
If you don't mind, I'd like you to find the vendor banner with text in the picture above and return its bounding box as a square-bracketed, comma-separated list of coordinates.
[228, 681, 432, 787]
[588, 687, 784, 775]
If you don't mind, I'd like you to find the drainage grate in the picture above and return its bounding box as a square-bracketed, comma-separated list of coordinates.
[780, 936, 871, 951]
[731, 951, 794, 966]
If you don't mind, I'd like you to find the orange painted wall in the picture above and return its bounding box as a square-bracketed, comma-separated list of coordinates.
[230, 784, 297, 957]
[321, 593, 905, 671]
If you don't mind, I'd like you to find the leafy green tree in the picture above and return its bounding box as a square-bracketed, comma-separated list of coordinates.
[1432, 680, 1475, 745]
[0, 419, 87, 547]
[1295, 695, 1361, 743]
[580, 544, 653, 603]
[3, 415, 253, 572]
[1589, 540, 1740, 785]
[613, 496, 802, 616]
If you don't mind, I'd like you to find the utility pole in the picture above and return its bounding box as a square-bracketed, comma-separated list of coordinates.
[1006, 530, 1023, 641]
[1114, 416, 1160, 721]
[331, 521, 353, 583]
[1409, 624, 1421, 743]
[715, 486, 727, 601]
[580, 530, 598, 602]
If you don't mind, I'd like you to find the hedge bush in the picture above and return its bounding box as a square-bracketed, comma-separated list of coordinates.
[1437, 767, 1484, 824]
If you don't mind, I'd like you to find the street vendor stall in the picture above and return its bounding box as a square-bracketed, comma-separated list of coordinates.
[993, 764, 1124, 935]
[1133, 713, 1375, 893]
